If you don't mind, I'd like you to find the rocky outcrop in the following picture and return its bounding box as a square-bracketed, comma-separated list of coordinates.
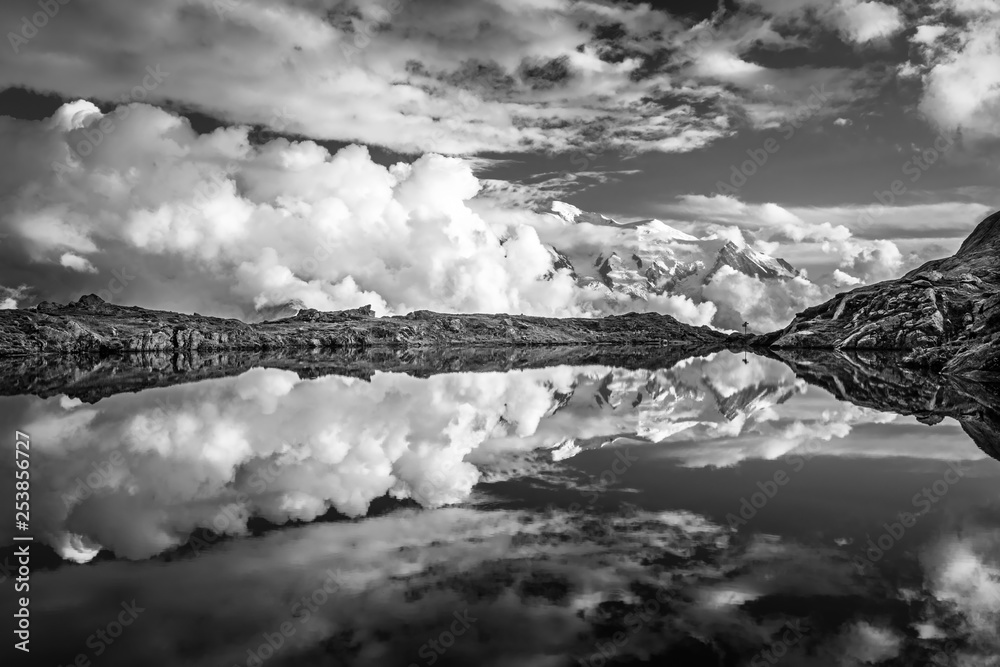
[760, 210, 1000, 380]
[0, 295, 727, 357]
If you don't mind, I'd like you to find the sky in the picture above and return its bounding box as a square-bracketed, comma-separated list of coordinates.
[0, 0, 997, 325]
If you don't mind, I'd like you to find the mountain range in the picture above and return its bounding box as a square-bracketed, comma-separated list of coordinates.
[543, 201, 803, 328]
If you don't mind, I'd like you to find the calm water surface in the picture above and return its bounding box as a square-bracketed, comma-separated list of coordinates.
[1, 352, 998, 666]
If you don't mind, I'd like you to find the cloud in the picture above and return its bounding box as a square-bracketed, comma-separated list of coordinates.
[919, 516, 1000, 662]
[704, 265, 825, 332]
[912, 24, 949, 45]
[659, 194, 920, 287]
[839, 621, 904, 664]
[745, 0, 903, 45]
[21, 486, 996, 667]
[833, 269, 863, 286]
[918, 9, 1000, 141]
[59, 252, 98, 273]
[0, 284, 31, 309]
[0, 0, 741, 156]
[11, 506, 741, 666]
[831, 0, 905, 44]
[0, 102, 621, 319]
[834, 238, 904, 283]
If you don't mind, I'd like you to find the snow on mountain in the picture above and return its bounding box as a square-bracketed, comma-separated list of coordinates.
[551, 201, 622, 227]
[707, 240, 798, 281]
[551, 200, 699, 241]
[540, 201, 808, 330]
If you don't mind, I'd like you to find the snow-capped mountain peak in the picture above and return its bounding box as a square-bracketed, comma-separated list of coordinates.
[550, 201, 700, 242]
[538, 200, 806, 330]
[707, 240, 799, 281]
[550, 201, 621, 226]
[633, 218, 701, 242]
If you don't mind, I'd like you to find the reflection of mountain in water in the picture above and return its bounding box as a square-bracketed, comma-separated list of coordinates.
[708, 379, 800, 422]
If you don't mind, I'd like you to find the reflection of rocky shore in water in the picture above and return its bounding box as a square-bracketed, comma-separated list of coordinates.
[766, 348, 1000, 461]
[0, 345, 727, 402]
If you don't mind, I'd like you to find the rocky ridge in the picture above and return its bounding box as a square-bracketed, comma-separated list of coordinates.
[0, 295, 726, 357]
[757, 210, 1000, 380]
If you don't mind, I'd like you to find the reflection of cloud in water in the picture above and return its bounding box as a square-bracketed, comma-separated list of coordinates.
[0, 353, 986, 561]
[919, 517, 1000, 664]
[25, 504, 1000, 667]
[21, 508, 825, 667]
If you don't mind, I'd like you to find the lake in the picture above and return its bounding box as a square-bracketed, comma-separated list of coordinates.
[1, 350, 998, 666]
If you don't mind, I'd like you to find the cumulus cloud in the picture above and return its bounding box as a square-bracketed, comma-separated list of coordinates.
[0, 102, 859, 329]
[833, 237, 904, 284]
[918, 7, 1000, 140]
[704, 266, 825, 332]
[833, 269, 863, 286]
[912, 24, 949, 45]
[831, 0, 905, 44]
[0, 102, 624, 319]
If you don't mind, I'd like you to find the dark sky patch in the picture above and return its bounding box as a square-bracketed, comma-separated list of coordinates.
[0, 86, 68, 120]
[518, 55, 573, 90]
[445, 58, 517, 97]
[744, 28, 909, 70]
